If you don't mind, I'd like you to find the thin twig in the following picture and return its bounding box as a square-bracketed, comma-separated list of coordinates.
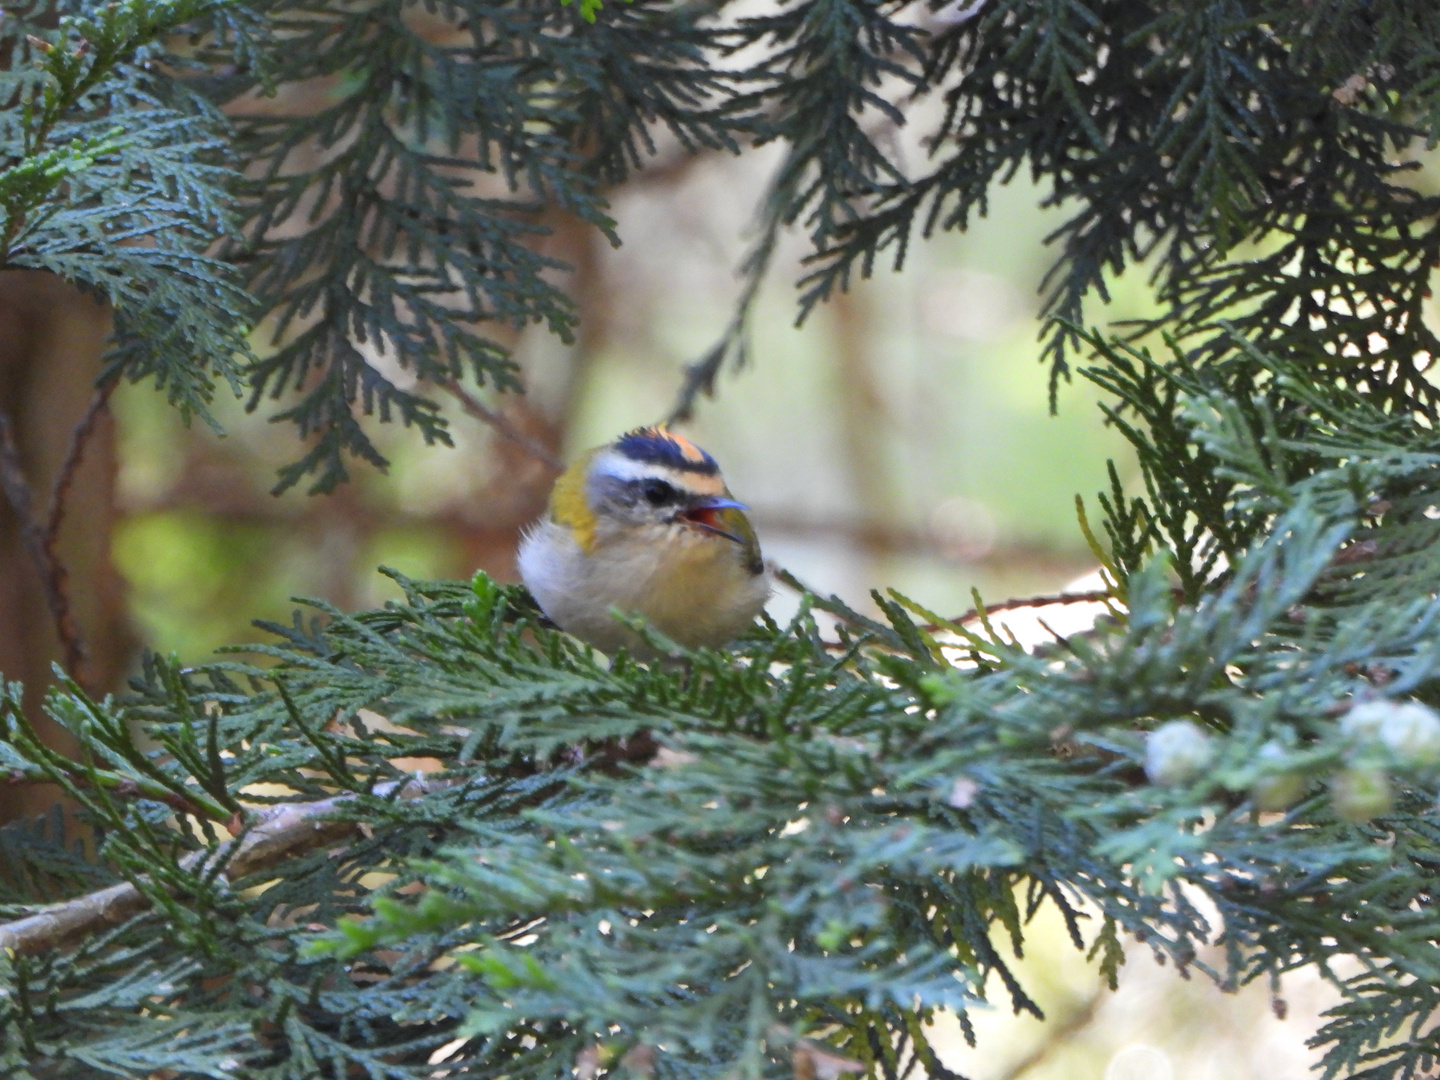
[435, 378, 564, 472]
[937, 589, 1117, 632]
[45, 374, 118, 555]
[775, 566, 1117, 632]
[664, 97, 910, 428]
[0, 773, 452, 956]
[665, 203, 776, 426]
[3, 771, 211, 820]
[995, 988, 1106, 1080]
[0, 407, 87, 678]
[122, 478, 1097, 574]
[665, 139, 811, 428]
[772, 564, 827, 602]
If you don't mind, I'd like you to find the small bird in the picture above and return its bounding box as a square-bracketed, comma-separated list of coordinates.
[518, 426, 770, 655]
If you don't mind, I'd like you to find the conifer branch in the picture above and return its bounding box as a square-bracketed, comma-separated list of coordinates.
[3, 769, 214, 820]
[6, 1, 1440, 1077]
[0, 773, 449, 956]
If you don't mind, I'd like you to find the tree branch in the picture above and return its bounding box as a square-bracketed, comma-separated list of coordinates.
[0, 773, 450, 956]
[0, 406, 87, 680]
[774, 565, 1117, 636]
[996, 988, 1105, 1080]
[939, 589, 1116, 631]
[3, 771, 214, 820]
[44, 374, 118, 558]
[434, 378, 564, 472]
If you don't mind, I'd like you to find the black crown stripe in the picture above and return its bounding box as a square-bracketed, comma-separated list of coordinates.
[613, 428, 719, 475]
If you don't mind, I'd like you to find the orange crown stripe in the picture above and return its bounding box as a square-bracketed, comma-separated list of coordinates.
[614, 426, 719, 475]
[666, 431, 708, 463]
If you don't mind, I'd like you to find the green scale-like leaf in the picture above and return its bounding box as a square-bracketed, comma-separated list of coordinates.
[0, 0, 255, 423]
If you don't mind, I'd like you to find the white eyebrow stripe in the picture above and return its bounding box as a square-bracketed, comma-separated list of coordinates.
[590, 450, 726, 495]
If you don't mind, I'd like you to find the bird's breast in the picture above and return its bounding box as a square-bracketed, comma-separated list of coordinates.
[518, 519, 769, 653]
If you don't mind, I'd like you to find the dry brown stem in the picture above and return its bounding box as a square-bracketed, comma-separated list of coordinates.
[436, 378, 564, 472]
[0, 373, 117, 690]
[44, 376, 118, 560]
[0, 774, 448, 956]
[0, 407, 88, 679]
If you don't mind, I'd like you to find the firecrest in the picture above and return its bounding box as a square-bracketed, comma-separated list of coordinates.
[517, 426, 770, 656]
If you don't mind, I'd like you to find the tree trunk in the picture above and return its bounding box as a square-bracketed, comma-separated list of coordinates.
[0, 270, 135, 824]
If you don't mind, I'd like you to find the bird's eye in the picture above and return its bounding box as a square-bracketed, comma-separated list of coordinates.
[640, 478, 677, 506]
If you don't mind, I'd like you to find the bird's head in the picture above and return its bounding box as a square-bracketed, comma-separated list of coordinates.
[548, 426, 759, 564]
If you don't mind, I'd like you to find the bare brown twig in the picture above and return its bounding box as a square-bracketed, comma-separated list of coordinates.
[775, 565, 1117, 638]
[0, 407, 87, 679]
[0, 773, 451, 956]
[45, 375, 118, 556]
[435, 378, 564, 472]
[3, 770, 212, 819]
[938, 588, 1117, 632]
[0, 376, 118, 688]
[995, 988, 1106, 1080]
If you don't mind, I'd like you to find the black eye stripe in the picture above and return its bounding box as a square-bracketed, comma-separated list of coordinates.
[638, 478, 680, 506]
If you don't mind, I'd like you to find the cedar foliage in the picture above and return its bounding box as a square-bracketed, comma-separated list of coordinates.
[3, 1, 1440, 1079]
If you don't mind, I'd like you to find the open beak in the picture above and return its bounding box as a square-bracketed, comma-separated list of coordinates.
[677, 496, 748, 543]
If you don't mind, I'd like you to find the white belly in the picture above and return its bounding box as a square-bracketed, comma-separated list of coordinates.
[517, 519, 770, 655]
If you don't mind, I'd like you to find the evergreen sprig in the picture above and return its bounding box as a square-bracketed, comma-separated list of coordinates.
[763, 0, 1440, 408]
[212, 0, 742, 492]
[5, 399, 1440, 1078]
[0, 0, 254, 422]
[13, 0, 1439, 491]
